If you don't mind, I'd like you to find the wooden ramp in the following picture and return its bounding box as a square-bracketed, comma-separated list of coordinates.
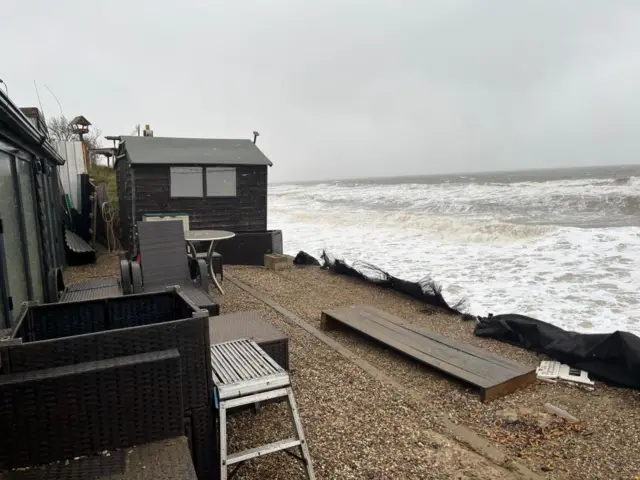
[321, 305, 536, 402]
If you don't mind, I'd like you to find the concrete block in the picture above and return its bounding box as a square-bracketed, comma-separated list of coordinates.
[264, 253, 293, 271]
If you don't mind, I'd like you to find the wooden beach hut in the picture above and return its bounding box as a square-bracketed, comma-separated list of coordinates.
[115, 135, 282, 264]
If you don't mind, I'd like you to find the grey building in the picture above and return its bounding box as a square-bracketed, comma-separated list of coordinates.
[0, 92, 66, 327]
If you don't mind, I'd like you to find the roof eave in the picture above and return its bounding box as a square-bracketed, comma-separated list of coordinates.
[0, 91, 65, 165]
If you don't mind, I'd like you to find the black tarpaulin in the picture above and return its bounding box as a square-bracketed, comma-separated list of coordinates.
[320, 251, 466, 315]
[293, 251, 321, 266]
[475, 314, 640, 388]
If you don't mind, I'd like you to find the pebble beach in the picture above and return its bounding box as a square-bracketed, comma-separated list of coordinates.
[65, 251, 640, 479]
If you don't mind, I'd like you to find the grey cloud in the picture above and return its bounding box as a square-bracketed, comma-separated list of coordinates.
[2, 0, 639, 181]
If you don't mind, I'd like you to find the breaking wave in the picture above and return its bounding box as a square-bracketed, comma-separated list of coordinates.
[272, 174, 640, 228]
[269, 167, 640, 335]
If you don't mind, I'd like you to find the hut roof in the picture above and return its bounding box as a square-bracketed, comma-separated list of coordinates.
[118, 136, 273, 167]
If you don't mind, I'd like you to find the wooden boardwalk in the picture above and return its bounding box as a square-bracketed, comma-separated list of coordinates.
[321, 305, 536, 402]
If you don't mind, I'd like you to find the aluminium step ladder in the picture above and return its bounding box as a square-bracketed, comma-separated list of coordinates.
[211, 338, 315, 480]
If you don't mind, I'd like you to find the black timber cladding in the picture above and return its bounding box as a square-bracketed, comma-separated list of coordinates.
[133, 164, 267, 232]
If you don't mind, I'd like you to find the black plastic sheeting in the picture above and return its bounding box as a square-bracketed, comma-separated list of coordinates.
[475, 314, 640, 388]
[317, 251, 466, 315]
[293, 251, 321, 266]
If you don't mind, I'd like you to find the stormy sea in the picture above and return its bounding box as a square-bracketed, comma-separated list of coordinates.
[269, 165, 640, 335]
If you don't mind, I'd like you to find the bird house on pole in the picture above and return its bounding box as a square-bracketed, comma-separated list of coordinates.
[69, 115, 92, 169]
[69, 115, 91, 139]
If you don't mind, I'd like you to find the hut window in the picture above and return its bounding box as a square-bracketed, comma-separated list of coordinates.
[206, 167, 236, 197]
[170, 167, 203, 197]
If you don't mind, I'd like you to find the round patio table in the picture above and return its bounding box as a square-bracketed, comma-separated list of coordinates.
[184, 230, 235, 295]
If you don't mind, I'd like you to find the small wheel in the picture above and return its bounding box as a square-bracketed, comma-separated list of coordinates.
[189, 257, 200, 282]
[120, 260, 132, 295]
[131, 263, 143, 293]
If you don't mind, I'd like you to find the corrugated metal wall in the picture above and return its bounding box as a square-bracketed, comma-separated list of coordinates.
[54, 141, 85, 209]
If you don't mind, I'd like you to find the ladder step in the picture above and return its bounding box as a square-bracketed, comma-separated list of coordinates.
[227, 438, 302, 465]
[221, 387, 289, 409]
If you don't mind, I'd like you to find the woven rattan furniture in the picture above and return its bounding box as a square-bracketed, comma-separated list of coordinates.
[0, 288, 215, 479]
[190, 251, 223, 282]
[60, 278, 122, 302]
[187, 404, 216, 480]
[209, 310, 289, 371]
[1, 288, 211, 411]
[120, 221, 220, 316]
[0, 349, 184, 470]
[211, 339, 315, 480]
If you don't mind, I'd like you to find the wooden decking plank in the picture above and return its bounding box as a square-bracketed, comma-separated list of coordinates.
[356, 310, 518, 384]
[403, 324, 532, 373]
[341, 309, 514, 386]
[323, 308, 495, 388]
[323, 305, 536, 397]
[481, 370, 538, 402]
[357, 305, 532, 373]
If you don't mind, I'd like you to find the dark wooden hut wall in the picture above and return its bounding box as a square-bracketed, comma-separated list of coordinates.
[133, 164, 267, 232]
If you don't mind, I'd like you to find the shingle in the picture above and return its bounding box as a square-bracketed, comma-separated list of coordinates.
[120, 136, 273, 166]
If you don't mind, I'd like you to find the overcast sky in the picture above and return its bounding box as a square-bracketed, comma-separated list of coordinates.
[2, 1, 640, 181]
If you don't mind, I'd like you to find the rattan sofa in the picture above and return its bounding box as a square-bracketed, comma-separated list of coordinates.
[0, 288, 215, 479]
